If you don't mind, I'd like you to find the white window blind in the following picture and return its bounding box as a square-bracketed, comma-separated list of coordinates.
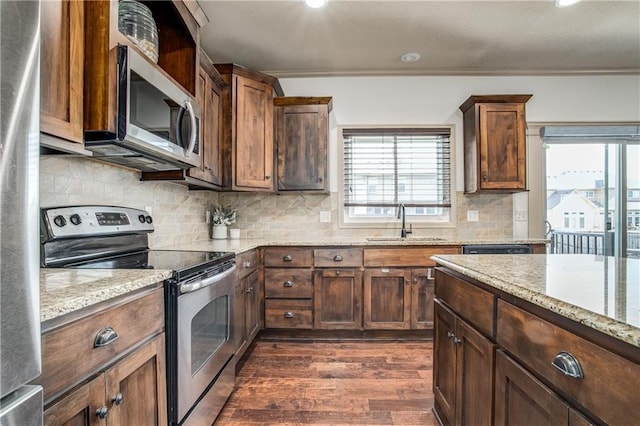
[343, 128, 452, 221]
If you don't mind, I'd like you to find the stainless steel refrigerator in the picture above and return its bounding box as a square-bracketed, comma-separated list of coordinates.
[0, 1, 43, 425]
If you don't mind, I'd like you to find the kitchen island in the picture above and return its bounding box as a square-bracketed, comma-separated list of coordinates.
[431, 254, 639, 426]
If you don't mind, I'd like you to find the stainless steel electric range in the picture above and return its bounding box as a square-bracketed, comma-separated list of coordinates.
[40, 205, 237, 425]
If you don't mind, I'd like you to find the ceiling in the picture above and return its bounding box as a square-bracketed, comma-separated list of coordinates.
[197, 0, 640, 78]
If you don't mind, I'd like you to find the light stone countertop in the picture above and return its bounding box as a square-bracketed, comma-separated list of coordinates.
[40, 268, 172, 324]
[431, 254, 640, 348]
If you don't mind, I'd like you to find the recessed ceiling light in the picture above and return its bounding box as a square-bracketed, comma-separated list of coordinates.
[400, 52, 421, 63]
[555, 0, 582, 7]
[305, 0, 328, 8]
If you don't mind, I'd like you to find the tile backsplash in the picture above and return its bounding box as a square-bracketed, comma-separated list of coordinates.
[40, 156, 513, 246]
[39, 156, 217, 248]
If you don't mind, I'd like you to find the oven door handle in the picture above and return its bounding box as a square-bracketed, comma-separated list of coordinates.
[178, 265, 236, 294]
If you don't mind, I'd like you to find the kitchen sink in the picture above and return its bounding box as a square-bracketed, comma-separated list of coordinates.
[365, 237, 446, 242]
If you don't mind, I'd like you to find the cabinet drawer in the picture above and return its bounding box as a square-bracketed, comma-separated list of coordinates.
[314, 248, 362, 267]
[38, 288, 164, 401]
[265, 299, 313, 329]
[497, 300, 640, 426]
[236, 249, 258, 279]
[364, 247, 460, 267]
[263, 247, 313, 267]
[264, 269, 313, 298]
[434, 269, 495, 338]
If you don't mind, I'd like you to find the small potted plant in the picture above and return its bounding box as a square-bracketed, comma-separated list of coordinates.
[210, 204, 236, 239]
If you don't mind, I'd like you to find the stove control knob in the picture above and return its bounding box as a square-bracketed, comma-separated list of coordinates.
[69, 214, 82, 226]
[53, 215, 67, 227]
[138, 214, 146, 223]
[145, 215, 153, 224]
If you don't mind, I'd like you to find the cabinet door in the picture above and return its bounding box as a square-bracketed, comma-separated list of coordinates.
[104, 334, 167, 426]
[40, 0, 84, 144]
[189, 68, 223, 186]
[478, 103, 526, 190]
[494, 350, 568, 426]
[456, 317, 495, 426]
[234, 75, 274, 190]
[44, 373, 105, 426]
[275, 104, 328, 191]
[433, 301, 457, 426]
[410, 267, 435, 329]
[314, 269, 363, 329]
[364, 268, 411, 329]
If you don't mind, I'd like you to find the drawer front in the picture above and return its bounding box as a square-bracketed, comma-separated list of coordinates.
[497, 299, 640, 426]
[263, 247, 313, 267]
[314, 248, 363, 267]
[265, 299, 313, 329]
[364, 246, 460, 267]
[434, 269, 495, 337]
[236, 249, 258, 279]
[264, 269, 313, 298]
[38, 288, 164, 401]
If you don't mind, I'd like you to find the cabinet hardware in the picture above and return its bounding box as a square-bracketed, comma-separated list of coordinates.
[243, 261, 252, 268]
[96, 406, 109, 419]
[111, 393, 124, 406]
[453, 337, 462, 345]
[551, 351, 584, 379]
[283, 255, 293, 262]
[333, 254, 343, 261]
[283, 280, 294, 287]
[245, 287, 253, 293]
[94, 326, 119, 348]
[336, 270, 340, 275]
[447, 331, 455, 340]
[284, 311, 294, 318]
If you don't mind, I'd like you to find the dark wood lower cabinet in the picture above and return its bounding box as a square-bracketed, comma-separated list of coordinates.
[433, 300, 495, 426]
[410, 268, 435, 329]
[313, 269, 362, 329]
[364, 268, 411, 329]
[44, 334, 167, 425]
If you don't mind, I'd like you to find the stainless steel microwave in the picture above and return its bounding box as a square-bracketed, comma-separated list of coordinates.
[84, 45, 202, 172]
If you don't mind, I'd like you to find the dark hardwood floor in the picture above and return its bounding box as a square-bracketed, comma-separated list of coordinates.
[215, 339, 436, 425]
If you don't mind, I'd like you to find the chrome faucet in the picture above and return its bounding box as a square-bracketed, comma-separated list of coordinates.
[397, 203, 412, 238]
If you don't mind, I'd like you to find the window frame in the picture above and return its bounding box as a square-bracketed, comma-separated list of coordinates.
[338, 125, 456, 229]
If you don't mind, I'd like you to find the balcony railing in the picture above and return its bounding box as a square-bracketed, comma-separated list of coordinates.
[550, 230, 640, 258]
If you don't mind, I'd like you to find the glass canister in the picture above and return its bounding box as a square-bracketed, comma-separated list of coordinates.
[118, 0, 159, 63]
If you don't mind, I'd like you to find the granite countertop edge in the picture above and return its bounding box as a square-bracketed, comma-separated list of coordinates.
[431, 255, 640, 349]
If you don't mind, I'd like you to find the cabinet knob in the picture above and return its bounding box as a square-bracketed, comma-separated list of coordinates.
[284, 311, 294, 319]
[266, 175, 271, 180]
[453, 337, 462, 345]
[483, 175, 488, 181]
[551, 352, 584, 379]
[283, 255, 293, 262]
[96, 406, 109, 420]
[111, 393, 124, 406]
[94, 327, 119, 348]
[447, 331, 455, 340]
[243, 261, 252, 268]
[413, 278, 418, 283]
[336, 270, 340, 275]
[245, 286, 253, 293]
[283, 280, 294, 287]
[333, 254, 343, 262]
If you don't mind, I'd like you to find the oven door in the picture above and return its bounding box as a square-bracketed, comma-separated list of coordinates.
[176, 266, 236, 422]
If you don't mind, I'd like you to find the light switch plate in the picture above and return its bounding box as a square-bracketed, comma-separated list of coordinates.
[515, 210, 527, 221]
[467, 210, 479, 222]
[320, 211, 332, 222]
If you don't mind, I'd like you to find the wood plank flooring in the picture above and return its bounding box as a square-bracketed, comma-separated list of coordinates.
[215, 339, 436, 425]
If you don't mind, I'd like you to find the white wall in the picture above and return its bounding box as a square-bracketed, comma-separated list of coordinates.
[278, 75, 640, 192]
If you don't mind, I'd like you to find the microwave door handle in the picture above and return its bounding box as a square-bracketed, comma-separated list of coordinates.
[183, 99, 197, 158]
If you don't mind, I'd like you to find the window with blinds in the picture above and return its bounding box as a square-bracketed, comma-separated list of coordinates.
[342, 128, 452, 223]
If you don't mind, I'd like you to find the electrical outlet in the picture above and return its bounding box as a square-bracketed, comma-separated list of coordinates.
[205, 209, 211, 224]
[515, 210, 527, 222]
[319, 211, 332, 222]
[467, 210, 479, 222]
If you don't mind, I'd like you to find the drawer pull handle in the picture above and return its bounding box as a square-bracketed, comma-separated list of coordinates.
[333, 254, 343, 262]
[283, 255, 293, 262]
[96, 406, 109, 420]
[94, 327, 119, 348]
[551, 352, 584, 379]
[283, 280, 294, 287]
[111, 393, 124, 406]
[284, 311, 295, 319]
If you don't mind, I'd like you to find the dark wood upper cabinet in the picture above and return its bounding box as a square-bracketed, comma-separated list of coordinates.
[274, 97, 332, 193]
[216, 64, 281, 191]
[459, 94, 532, 193]
[40, 0, 84, 148]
